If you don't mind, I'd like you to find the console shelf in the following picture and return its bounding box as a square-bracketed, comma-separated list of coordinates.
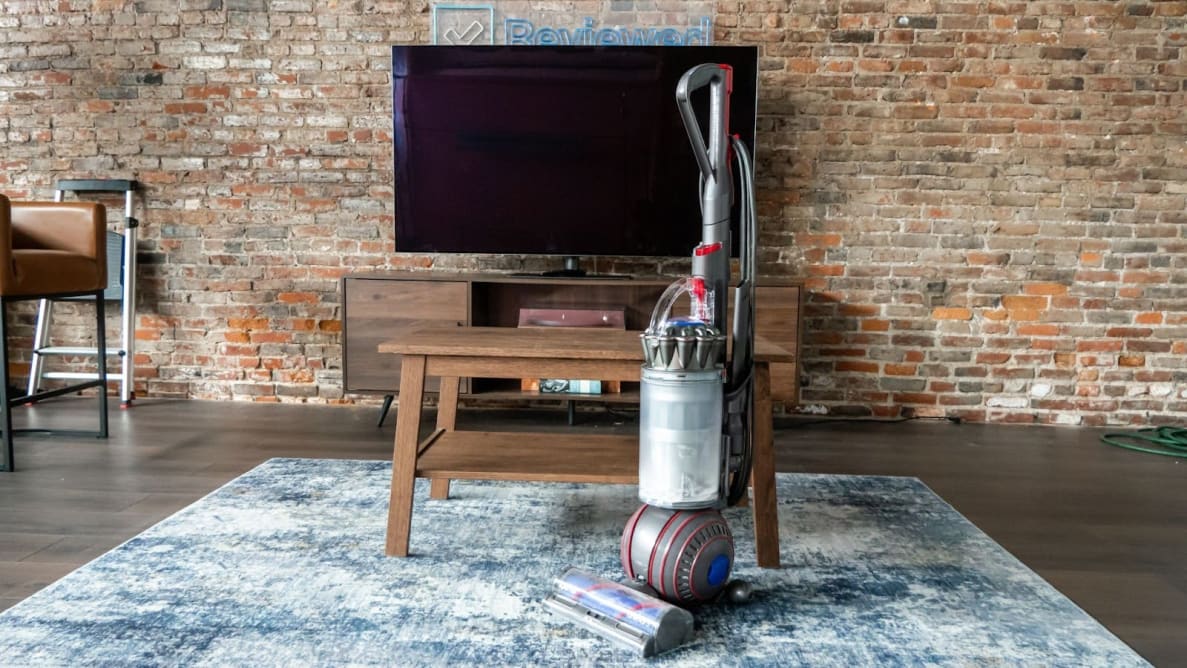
[415, 430, 639, 483]
[341, 271, 802, 407]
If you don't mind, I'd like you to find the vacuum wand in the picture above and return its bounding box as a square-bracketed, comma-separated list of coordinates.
[676, 63, 733, 334]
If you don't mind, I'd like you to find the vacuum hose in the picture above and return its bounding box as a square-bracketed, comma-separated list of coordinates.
[725, 134, 757, 507]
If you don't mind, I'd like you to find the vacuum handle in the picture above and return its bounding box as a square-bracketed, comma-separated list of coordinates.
[676, 64, 732, 186]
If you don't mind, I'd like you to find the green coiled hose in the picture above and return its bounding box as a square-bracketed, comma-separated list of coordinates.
[1100, 426, 1187, 458]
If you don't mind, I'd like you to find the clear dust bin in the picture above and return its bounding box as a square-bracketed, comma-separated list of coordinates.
[638, 366, 724, 508]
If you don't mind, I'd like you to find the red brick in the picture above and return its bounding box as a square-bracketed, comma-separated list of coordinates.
[164, 102, 208, 114]
[1118, 355, 1146, 367]
[807, 265, 845, 277]
[1002, 295, 1049, 310]
[1018, 324, 1059, 337]
[1006, 309, 1041, 322]
[229, 143, 266, 156]
[820, 348, 868, 357]
[933, 307, 972, 320]
[277, 292, 318, 304]
[228, 318, 269, 330]
[893, 392, 938, 405]
[952, 75, 996, 88]
[837, 361, 879, 373]
[1077, 341, 1124, 353]
[1023, 283, 1068, 296]
[184, 85, 231, 98]
[840, 303, 880, 316]
[1122, 271, 1170, 284]
[250, 332, 293, 344]
[1106, 327, 1152, 338]
[797, 233, 843, 247]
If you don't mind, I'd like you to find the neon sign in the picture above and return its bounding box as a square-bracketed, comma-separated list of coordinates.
[431, 4, 713, 46]
[505, 17, 712, 46]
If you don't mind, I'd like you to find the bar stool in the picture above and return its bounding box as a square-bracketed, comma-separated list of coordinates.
[0, 194, 108, 472]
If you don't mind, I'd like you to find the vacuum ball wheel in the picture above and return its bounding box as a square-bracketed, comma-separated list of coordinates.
[620, 504, 734, 605]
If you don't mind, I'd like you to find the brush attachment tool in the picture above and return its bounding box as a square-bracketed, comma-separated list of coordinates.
[543, 567, 694, 657]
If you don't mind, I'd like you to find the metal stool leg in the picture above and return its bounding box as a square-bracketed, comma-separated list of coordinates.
[26, 298, 52, 398]
[377, 394, 394, 428]
[1, 300, 13, 472]
[96, 293, 108, 438]
[119, 187, 136, 407]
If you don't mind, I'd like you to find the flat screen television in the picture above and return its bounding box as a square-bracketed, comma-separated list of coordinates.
[391, 44, 758, 272]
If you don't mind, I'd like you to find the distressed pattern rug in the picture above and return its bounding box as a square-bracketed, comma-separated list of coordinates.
[0, 458, 1147, 666]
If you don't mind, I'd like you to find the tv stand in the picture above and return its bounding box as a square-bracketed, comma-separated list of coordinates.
[548, 255, 587, 277]
[341, 270, 803, 410]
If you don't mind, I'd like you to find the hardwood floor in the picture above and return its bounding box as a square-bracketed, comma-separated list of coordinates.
[1, 398, 1183, 665]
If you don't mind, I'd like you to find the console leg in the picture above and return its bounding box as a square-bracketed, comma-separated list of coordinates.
[430, 376, 459, 500]
[751, 363, 780, 568]
[385, 356, 425, 557]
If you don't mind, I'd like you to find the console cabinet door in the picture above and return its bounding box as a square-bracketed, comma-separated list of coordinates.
[343, 278, 468, 393]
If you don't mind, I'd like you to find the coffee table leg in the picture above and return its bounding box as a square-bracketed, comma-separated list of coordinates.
[430, 375, 459, 500]
[751, 362, 781, 568]
[386, 354, 426, 557]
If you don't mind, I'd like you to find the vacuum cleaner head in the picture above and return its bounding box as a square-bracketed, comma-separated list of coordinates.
[621, 505, 735, 605]
[544, 567, 694, 658]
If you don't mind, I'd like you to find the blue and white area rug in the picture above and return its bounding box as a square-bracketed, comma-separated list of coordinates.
[0, 458, 1146, 666]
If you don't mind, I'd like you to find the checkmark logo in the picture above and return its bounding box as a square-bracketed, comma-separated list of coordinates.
[443, 20, 484, 45]
[432, 4, 494, 45]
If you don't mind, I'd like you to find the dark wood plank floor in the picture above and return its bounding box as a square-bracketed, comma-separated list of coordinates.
[1, 399, 1182, 665]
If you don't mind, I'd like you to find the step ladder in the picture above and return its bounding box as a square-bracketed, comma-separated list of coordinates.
[26, 179, 139, 407]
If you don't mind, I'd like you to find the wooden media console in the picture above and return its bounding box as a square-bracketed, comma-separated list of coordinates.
[342, 271, 802, 408]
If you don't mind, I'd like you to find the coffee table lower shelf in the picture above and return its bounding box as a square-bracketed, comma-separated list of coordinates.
[416, 430, 639, 483]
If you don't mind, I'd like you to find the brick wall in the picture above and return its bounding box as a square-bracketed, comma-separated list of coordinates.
[0, 1, 1183, 425]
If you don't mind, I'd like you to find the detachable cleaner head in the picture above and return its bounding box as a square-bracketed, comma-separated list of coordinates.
[544, 567, 694, 658]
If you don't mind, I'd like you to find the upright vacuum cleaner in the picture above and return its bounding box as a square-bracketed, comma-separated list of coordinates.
[546, 63, 758, 657]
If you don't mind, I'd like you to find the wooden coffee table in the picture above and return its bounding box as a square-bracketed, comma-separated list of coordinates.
[379, 326, 791, 568]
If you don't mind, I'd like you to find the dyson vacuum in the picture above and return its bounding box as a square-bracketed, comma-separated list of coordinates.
[545, 63, 758, 657]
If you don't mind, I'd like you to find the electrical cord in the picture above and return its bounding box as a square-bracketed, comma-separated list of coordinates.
[1100, 426, 1187, 458]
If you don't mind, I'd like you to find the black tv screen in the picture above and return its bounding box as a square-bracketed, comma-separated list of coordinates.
[391, 45, 758, 259]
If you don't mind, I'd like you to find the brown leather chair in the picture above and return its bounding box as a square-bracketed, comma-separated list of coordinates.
[0, 194, 108, 472]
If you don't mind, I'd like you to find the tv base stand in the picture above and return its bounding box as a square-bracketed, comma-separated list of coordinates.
[553, 255, 586, 276]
